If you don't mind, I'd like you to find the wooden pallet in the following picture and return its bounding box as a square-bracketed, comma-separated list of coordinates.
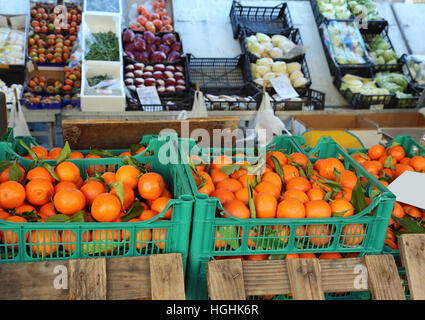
[0, 253, 185, 300]
[207, 234, 425, 300]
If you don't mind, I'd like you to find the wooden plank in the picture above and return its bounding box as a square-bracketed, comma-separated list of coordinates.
[149, 253, 186, 300]
[286, 258, 325, 300]
[106, 256, 151, 300]
[207, 259, 246, 300]
[364, 255, 405, 300]
[68, 258, 107, 300]
[398, 234, 425, 300]
[0, 260, 69, 300]
[61, 118, 240, 149]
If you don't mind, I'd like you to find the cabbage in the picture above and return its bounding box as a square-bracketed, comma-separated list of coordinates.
[383, 50, 397, 63]
[375, 72, 409, 94]
[269, 47, 283, 59]
[247, 39, 264, 58]
[256, 33, 271, 43]
[272, 61, 287, 73]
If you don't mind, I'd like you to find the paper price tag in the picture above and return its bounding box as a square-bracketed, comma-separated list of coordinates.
[388, 171, 425, 210]
[136, 86, 161, 105]
[270, 75, 299, 100]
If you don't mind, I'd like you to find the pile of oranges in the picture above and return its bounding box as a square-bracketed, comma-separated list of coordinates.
[352, 143, 425, 250]
[0, 144, 174, 257]
[190, 149, 369, 250]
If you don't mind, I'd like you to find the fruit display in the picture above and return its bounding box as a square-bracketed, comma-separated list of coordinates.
[350, 142, 425, 251]
[122, 29, 182, 63]
[340, 73, 390, 95]
[251, 58, 308, 88]
[0, 28, 26, 65]
[129, 1, 174, 33]
[366, 35, 398, 66]
[321, 21, 369, 65]
[85, 31, 120, 61]
[348, 0, 383, 21]
[20, 92, 62, 109]
[28, 33, 78, 65]
[30, 4, 82, 35]
[245, 32, 302, 59]
[374, 72, 413, 98]
[63, 65, 82, 94]
[124, 62, 186, 94]
[316, 0, 352, 20]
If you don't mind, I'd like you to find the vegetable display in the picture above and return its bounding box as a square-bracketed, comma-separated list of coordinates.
[130, 1, 174, 33]
[367, 35, 398, 65]
[322, 21, 369, 65]
[85, 32, 120, 61]
[347, 0, 383, 21]
[405, 55, 425, 87]
[317, 0, 351, 19]
[251, 58, 308, 88]
[374, 72, 412, 98]
[245, 32, 301, 59]
[340, 73, 389, 95]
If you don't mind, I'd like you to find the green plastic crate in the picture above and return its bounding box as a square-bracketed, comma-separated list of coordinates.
[183, 135, 395, 299]
[0, 135, 194, 271]
[0, 128, 13, 143]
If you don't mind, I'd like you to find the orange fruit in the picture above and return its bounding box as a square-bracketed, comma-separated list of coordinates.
[81, 181, 106, 206]
[282, 189, 309, 204]
[340, 170, 357, 190]
[0, 181, 26, 209]
[235, 188, 257, 204]
[310, 174, 332, 193]
[334, 187, 352, 202]
[231, 161, 250, 180]
[101, 172, 116, 185]
[266, 151, 287, 170]
[285, 254, 300, 259]
[277, 198, 305, 218]
[68, 151, 84, 159]
[261, 172, 282, 191]
[391, 201, 405, 219]
[211, 169, 229, 185]
[0, 164, 25, 183]
[254, 181, 280, 199]
[48, 148, 62, 159]
[161, 188, 172, 198]
[282, 165, 299, 183]
[211, 155, 233, 170]
[305, 200, 332, 218]
[15, 204, 37, 215]
[0, 208, 10, 219]
[362, 161, 380, 176]
[119, 151, 131, 157]
[0, 215, 27, 247]
[31, 146, 49, 159]
[138, 172, 166, 200]
[307, 188, 325, 201]
[89, 229, 120, 254]
[318, 252, 343, 259]
[39, 202, 57, 218]
[211, 189, 236, 206]
[238, 173, 255, 188]
[151, 197, 172, 219]
[26, 166, 55, 183]
[306, 224, 331, 247]
[223, 200, 250, 219]
[197, 171, 215, 196]
[405, 206, 422, 219]
[330, 199, 354, 217]
[388, 145, 405, 162]
[116, 165, 140, 189]
[25, 179, 54, 206]
[61, 230, 88, 252]
[368, 145, 386, 160]
[286, 176, 312, 193]
[54, 181, 77, 193]
[30, 229, 58, 257]
[299, 253, 316, 259]
[246, 254, 270, 261]
[410, 155, 425, 172]
[139, 209, 159, 221]
[254, 193, 277, 218]
[352, 154, 370, 165]
[400, 157, 411, 165]
[110, 183, 135, 211]
[215, 178, 243, 193]
[91, 193, 121, 222]
[153, 228, 167, 249]
[340, 224, 365, 246]
[379, 154, 397, 167]
[394, 163, 414, 179]
[190, 155, 206, 172]
[55, 161, 80, 184]
[289, 152, 308, 168]
[319, 158, 344, 180]
[53, 189, 86, 215]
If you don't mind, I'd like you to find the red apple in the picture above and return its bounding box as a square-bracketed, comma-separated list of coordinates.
[142, 71, 153, 79]
[125, 64, 135, 73]
[176, 85, 185, 91]
[153, 71, 163, 79]
[165, 65, 175, 72]
[174, 72, 184, 80]
[156, 79, 165, 87]
[176, 79, 185, 86]
[145, 65, 154, 73]
[144, 78, 156, 86]
[134, 63, 145, 71]
[157, 86, 165, 93]
[164, 71, 174, 79]
[134, 78, 145, 86]
[134, 70, 144, 78]
[125, 72, 135, 78]
[165, 78, 176, 86]
[175, 65, 184, 72]
[125, 78, 134, 86]
[154, 64, 165, 72]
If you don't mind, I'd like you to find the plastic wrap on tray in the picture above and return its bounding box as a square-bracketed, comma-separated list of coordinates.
[403, 55, 425, 87]
[0, 28, 26, 65]
[321, 21, 369, 65]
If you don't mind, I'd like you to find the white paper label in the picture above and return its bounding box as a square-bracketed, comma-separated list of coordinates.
[370, 104, 384, 110]
[136, 86, 161, 105]
[270, 76, 299, 100]
[388, 171, 425, 210]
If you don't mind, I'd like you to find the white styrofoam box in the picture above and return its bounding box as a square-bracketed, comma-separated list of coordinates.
[82, 13, 123, 64]
[81, 60, 126, 112]
[84, 0, 123, 15]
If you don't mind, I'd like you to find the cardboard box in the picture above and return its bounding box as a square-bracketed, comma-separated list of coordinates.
[292, 114, 381, 149]
[362, 112, 425, 144]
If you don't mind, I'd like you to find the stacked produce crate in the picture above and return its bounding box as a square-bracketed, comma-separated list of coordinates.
[311, 0, 422, 109]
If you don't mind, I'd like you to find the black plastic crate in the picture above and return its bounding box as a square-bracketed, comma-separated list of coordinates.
[310, 0, 354, 27]
[361, 27, 401, 73]
[319, 21, 372, 77]
[0, 66, 26, 87]
[126, 91, 194, 112]
[240, 27, 304, 64]
[271, 88, 325, 111]
[346, 0, 388, 34]
[400, 54, 425, 93]
[391, 84, 420, 109]
[333, 67, 395, 109]
[185, 54, 252, 91]
[229, 1, 293, 39]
